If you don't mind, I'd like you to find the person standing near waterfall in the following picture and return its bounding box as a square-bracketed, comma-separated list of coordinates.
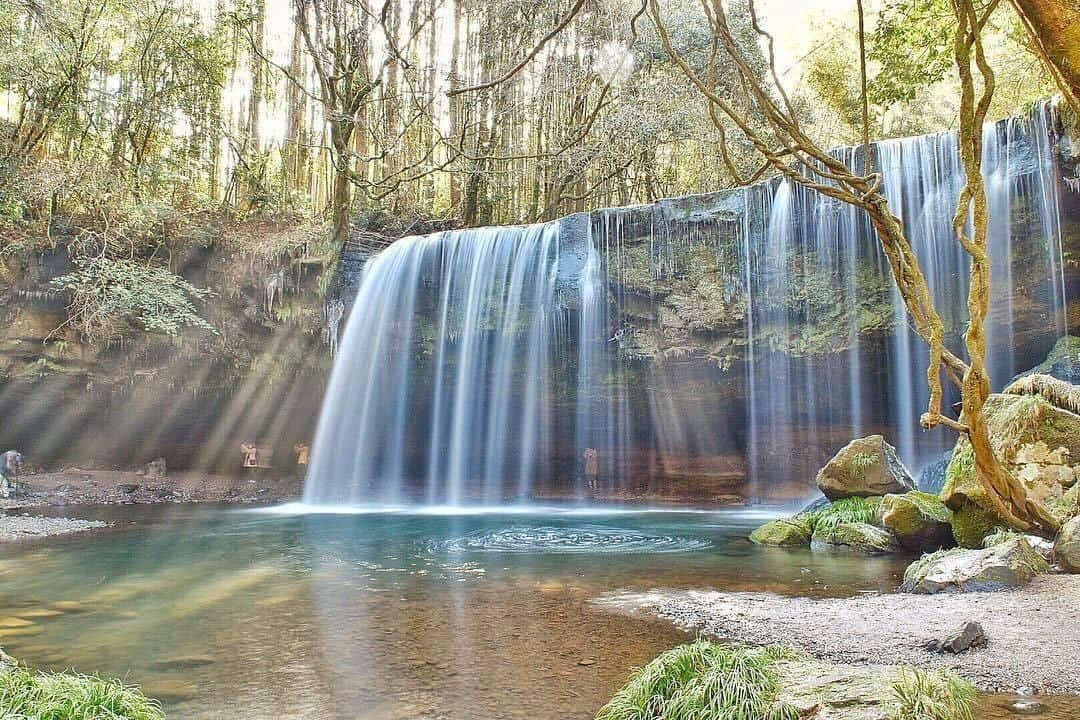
[584, 447, 599, 492]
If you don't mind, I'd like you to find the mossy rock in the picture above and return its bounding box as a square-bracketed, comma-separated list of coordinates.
[901, 537, 1049, 593]
[950, 503, 998, 549]
[880, 491, 954, 552]
[811, 522, 900, 554]
[940, 392, 1080, 530]
[750, 518, 812, 547]
[816, 435, 915, 501]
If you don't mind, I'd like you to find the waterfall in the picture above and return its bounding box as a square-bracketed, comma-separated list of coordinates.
[304, 225, 566, 505]
[305, 105, 1072, 507]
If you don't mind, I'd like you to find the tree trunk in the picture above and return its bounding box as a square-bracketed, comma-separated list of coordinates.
[1010, 0, 1080, 114]
[330, 122, 353, 247]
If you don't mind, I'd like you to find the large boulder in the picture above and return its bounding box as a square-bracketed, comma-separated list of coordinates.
[749, 518, 812, 547]
[811, 522, 899, 554]
[815, 435, 915, 501]
[940, 390, 1080, 541]
[1055, 516, 1080, 572]
[901, 537, 1049, 594]
[880, 492, 954, 552]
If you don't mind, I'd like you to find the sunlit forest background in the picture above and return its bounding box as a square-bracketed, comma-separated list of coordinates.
[1, 0, 1056, 248]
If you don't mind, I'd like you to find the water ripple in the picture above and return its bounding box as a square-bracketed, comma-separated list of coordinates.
[432, 526, 712, 554]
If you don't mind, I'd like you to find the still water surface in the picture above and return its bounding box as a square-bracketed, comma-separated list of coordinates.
[0, 505, 1073, 719]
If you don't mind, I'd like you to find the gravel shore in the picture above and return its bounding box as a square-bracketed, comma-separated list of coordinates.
[599, 575, 1080, 694]
[0, 514, 108, 541]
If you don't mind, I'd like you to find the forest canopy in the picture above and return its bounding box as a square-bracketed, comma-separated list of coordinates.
[0, 0, 1060, 248]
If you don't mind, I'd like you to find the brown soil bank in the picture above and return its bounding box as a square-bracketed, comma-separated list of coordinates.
[601, 575, 1080, 694]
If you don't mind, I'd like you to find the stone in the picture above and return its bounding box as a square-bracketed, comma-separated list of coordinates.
[901, 537, 1049, 594]
[916, 451, 952, 495]
[773, 659, 901, 720]
[880, 491, 954, 552]
[116, 483, 140, 494]
[749, 518, 812, 547]
[1054, 516, 1080, 573]
[942, 392, 1080, 536]
[815, 435, 915, 501]
[811, 522, 900, 554]
[923, 621, 987, 654]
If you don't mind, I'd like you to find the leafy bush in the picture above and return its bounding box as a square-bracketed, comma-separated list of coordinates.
[50, 255, 215, 341]
[0, 661, 164, 720]
[595, 640, 801, 720]
[890, 667, 975, 720]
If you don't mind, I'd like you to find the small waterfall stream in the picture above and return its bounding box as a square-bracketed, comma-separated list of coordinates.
[304, 106, 1074, 507]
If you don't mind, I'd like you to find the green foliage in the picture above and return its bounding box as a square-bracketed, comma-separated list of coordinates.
[0, 661, 165, 720]
[595, 640, 801, 720]
[50, 255, 215, 341]
[805, 497, 879, 532]
[889, 667, 976, 720]
[869, 0, 954, 106]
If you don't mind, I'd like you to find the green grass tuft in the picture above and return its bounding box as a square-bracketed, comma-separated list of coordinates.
[804, 497, 879, 532]
[595, 640, 801, 720]
[850, 451, 878, 478]
[0, 661, 165, 720]
[889, 667, 976, 720]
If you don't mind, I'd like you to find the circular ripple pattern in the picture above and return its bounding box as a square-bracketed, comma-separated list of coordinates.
[433, 526, 712, 554]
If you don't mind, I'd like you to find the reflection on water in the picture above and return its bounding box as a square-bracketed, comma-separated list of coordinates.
[0, 505, 1074, 719]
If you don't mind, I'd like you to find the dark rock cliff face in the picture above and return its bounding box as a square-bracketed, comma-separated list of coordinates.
[0, 232, 348, 474]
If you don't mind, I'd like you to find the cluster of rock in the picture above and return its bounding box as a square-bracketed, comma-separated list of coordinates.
[751, 434, 954, 555]
[751, 340, 1080, 595]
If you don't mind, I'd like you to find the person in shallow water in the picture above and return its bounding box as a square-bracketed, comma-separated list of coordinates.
[0, 450, 23, 498]
[240, 442, 258, 470]
[294, 442, 309, 469]
[583, 447, 599, 491]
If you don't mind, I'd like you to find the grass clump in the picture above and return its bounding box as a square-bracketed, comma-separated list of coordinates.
[805, 497, 879, 531]
[889, 667, 975, 720]
[595, 640, 801, 720]
[0, 660, 164, 720]
[850, 451, 878, 478]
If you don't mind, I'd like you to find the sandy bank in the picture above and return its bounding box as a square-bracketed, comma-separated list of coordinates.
[597, 575, 1080, 694]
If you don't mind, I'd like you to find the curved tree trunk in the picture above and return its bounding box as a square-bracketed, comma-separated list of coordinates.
[1010, 0, 1080, 114]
